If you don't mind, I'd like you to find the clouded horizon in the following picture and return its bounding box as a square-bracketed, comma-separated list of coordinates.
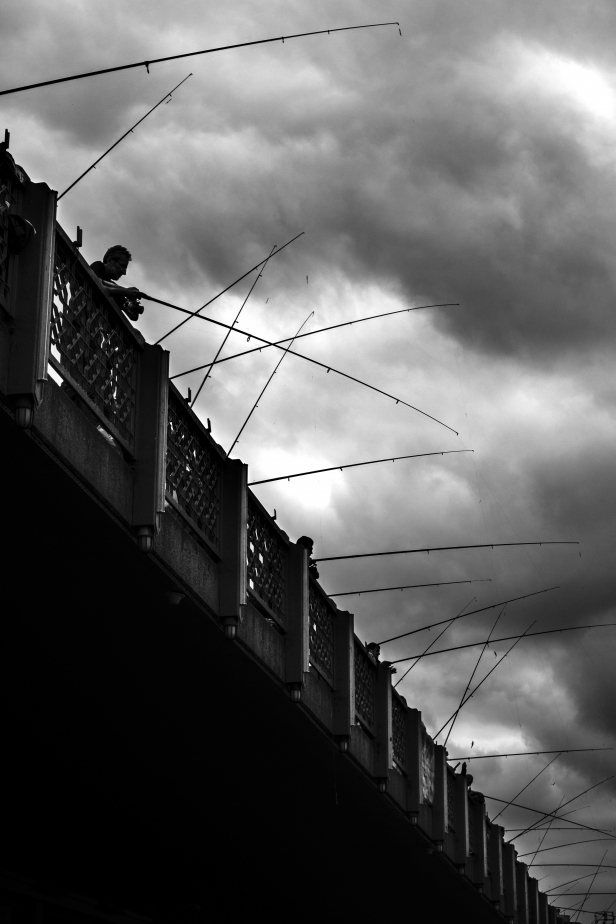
[3, 0, 616, 915]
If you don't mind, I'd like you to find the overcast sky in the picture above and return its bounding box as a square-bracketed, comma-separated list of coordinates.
[3, 0, 616, 915]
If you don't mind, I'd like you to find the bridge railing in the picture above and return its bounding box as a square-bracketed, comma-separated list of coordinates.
[247, 489, 289, 629]
[50, 224, 144, 456]
[166, 381, 224, 556]
[308, 579, 336, 687]
[354, 640, 377, 734]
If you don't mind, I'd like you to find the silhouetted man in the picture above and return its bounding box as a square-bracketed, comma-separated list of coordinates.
[90, 245, 143, 321]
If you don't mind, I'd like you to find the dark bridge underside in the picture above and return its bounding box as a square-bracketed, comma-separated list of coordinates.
[2, 405, 501, 922]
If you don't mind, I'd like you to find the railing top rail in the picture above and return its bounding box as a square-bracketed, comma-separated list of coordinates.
[247, 487, 291, 547]
[168, 380, 227, 460]
[55, 223, 145, 351]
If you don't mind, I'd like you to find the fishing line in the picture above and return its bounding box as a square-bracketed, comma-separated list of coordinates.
[393, 597, 476, 688]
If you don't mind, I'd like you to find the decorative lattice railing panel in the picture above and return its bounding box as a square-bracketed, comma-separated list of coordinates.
[166, 386, 222, 550]
[50, 228, 139, 446]
[446, 768, 456, 833]
[309, 582, 335, 686]
[391, 693, 407, 769]
[247, 494, 286, 622]
[354, 642, 376, 731]
[421, 725, 435, 804]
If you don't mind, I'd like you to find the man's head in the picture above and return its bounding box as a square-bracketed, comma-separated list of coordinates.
[103, 245, 132, 280]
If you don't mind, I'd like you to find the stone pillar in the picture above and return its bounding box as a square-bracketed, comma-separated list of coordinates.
[6, 181, 56, 428]
[516, 861, 529, 924]
[488, 822, 505, 909]
[454, 772, 470, 870]
[133, 344, 169, 551]
[374, 661, 393, 788]
[332, 608, 354, 749]
[432, 744, 448, 850]
[285, 542, 309, 698]
[503, 843, 518, 921]
[219, 459, 248, 639]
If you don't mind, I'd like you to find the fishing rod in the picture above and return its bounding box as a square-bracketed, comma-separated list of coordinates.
[442, 607, 505, 747]
[1, 23, 401, 97]
[394, 598, 476, 689]
[57, 73, 192, 200]
[449, 748, 612, 761]
[375, 586, 559, 646]
[505, 776, 615, 842]
[534, 864, 616, 870]
[433, 621, 535, 740]
[527, 794, 565, 868]
[389, 623, 616, 663]
[170, 302, 461, 379]
[330, 578, 490, 599]
[314, 541, 578, 563]
[227, 311, 313, 456]
[144, 291, 459, 433]
[153, 232, 304, 345]
[191, 244, 276, 409]
[578, 852, 609, 920]
[544, 873, 597, 894]
[519, 839, 616, 859]
[486, 791, 616, 840]
[248, 449, 472, 486]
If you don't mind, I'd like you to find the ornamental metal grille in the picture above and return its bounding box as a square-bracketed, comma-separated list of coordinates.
[50, 230, 138, 446]
[309, 582, 335, 686]
[421, 726, 435, 804]
[166, 387, 222, 550]
[391, 693, 407, 768]
[247, 495, 286, 621]
[0, 174, 18, 310]
[446, 768, 456, 833]
[354, 642, 376, 730]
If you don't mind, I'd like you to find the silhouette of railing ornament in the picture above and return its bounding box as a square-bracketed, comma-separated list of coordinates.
[391, 691, 407, 770]
[446, 766, 456, 833]
[50, 227, 139, 447]
[354, 641, 376, 732]
[308, 581, 335, 686]
[165, 384, 222, 552]
[247, 493, 286, 622]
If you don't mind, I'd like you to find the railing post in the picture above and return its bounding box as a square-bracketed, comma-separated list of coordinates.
[6, 181, 56, 429]
[503, 843, 518, 921]
[285, 542, 309, 701]
[333, 608, 354, 751]
[527, 876, 539, 924]
[454, 772, 470, 871]
[538, 891, 549, 924]
[489, 822, 505, 910]
[374, 661, 392, 791]
[220, 459, 248, 640]
[516, 861, 529, 924]
[471, 795, 488, 891]
[432, 744, 448, 850]
[132, 345, 169, 552]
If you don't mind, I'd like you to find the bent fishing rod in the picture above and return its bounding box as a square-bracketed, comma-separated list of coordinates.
[329, 577, 491, 599]
[143, 292, 459, 433]
[154, 232, 305, 344]
[58, 73, 192, 200]
[1, 23, 400, 97]
[374, 586, 560, 646]
[248, 449, 471, 485]
[449, 748, 612, 761]
[170, 302, 461, 379]
[314, 541, 578, 564]
[389, 622, 616, 663]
